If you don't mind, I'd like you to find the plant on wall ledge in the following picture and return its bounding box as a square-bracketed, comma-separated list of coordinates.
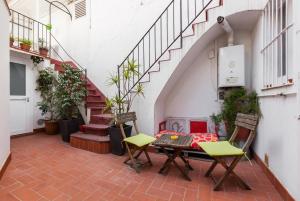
[19, 39, 32, 51]
[38, 38, 49, 57]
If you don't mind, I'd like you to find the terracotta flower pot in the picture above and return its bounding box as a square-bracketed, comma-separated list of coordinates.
[20, 43, 31, 51]
[45, 120, 59, 135]
[10, 39, 14, 47]
[39, 48, 49, 57]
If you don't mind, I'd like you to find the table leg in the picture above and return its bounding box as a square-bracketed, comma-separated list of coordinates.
[179, 155, 193, 170]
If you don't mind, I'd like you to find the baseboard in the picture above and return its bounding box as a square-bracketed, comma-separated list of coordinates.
[10, 127, 45, 139]
[0, 153, 11, 180]
[253, 152, 295, 201]
[33, 127, 45, 133]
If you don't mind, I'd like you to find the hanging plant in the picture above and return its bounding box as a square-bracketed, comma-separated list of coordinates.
[46, 24, 52, 31]
[31, 56, 44, 66]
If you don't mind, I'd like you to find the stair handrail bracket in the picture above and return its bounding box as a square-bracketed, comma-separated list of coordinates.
[117, 0, 214, 101]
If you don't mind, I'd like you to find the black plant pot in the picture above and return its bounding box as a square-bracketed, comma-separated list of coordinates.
[59, 118, 80, 142]
[109, 125, 132, 156]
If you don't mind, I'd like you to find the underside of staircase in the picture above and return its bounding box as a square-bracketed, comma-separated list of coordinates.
[51, 59, 113, 154]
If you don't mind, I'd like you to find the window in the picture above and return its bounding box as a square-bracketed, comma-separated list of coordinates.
[10, 62, 26, 96]
[262, 0, 293, 89]
[75, 0, 86, 19]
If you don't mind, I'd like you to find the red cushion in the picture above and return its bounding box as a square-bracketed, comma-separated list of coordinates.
[190, 121, 207, 133]
[190, 133, 218, 148]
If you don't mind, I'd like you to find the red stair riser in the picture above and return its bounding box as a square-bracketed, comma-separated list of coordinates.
[91, 110, 104, 115]
[90, 117, 112, 125]
[87, 96, 103, 102]
[83, 128, 108, 136]
[86, 102, 105, 108]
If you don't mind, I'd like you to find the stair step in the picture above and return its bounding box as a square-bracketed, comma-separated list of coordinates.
[82, 124, 109, 135]
[88, 89, 97, 95]
[86, 101, 105, 108]
[90, 114, 114, 124]
[87, 95, 104, 102]
[71, 132, 110, 142]
[70, 132, 111, 154]
[90, 106, 106, 115]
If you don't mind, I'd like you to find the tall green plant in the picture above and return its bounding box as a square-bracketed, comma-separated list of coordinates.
[104, 60, 144, 116]
[219, 88, 260, 136]
[55, 64, 87, 119]
[36, 68, 58, 121]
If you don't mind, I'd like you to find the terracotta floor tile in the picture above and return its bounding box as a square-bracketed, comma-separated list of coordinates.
[0, 134, 283, 201]
[11, 187, 42, 201]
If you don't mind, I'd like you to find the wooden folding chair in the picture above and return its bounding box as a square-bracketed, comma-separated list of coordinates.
[198, 113, 259, 191]
[117, 112, 156, 173]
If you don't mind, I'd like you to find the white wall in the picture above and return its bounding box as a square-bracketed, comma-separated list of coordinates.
[40, 0, 170, 97]
[0, 0, 11, 170]
[164, 32, 253, 119]
[251, 4, 300, 200]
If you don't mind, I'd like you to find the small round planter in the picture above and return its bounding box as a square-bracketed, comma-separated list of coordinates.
[10, 40, 14, 47]
[20, 43, 31, 51]
[45, 120, 59, 135]
[109, 125, 132, 156]
[39, 48, 49, 57]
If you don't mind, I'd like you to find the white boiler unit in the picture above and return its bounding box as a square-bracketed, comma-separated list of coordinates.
[218, 45, 245, 87]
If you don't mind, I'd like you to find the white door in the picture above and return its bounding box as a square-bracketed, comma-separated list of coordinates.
[9, 62, 32, 135]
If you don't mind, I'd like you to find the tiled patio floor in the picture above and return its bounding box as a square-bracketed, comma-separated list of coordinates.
[0, 133, 282, 201]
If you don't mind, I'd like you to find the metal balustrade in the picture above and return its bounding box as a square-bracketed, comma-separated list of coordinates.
[117, 0, 214, 101]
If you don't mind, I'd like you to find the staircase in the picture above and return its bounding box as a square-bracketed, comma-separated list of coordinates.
[51, 59, 113, 154]
[117, 0, 223, 100]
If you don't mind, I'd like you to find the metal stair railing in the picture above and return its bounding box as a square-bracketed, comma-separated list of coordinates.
[117, 0, 214, 100]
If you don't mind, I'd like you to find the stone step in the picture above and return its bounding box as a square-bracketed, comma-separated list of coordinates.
[70, 132, 111, 154]
[90, 107, 106, 115]
[86, 101, 105, 108]
[87, 95, 104, 102]
[90, 114, 114, 124]
[82, 124, 109, 135]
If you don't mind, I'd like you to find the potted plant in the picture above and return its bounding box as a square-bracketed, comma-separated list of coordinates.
[55, 64, 87, 142]
[31, 56, 44, 66]
[19, 39, 32, 51]
[36, 68, 59, 135]
[10, 36, 14, 46]
[210, 113, 223, 136]
[105, 60, 144, 155]
[213, 88, 260, 159]
[38, 38, 49, 57]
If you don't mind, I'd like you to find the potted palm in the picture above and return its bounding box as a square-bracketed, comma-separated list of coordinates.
[19, 39, 32, 51]
[38, 38, 49, 57]
[105, 60, 144, 155]
[55, 64, 87, 142]
[36, 68, 59, 135]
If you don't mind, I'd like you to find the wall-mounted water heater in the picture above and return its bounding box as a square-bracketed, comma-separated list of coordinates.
[218, 45, 245, 88]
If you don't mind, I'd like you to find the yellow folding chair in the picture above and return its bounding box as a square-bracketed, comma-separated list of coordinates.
[198, 113, 259, 190]
[117, 112, 156, 173]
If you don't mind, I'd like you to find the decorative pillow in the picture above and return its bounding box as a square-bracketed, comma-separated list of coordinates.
[190, 133, 219, 149]
[166, 118, 187, 133]
[190, 121, 208, 133]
